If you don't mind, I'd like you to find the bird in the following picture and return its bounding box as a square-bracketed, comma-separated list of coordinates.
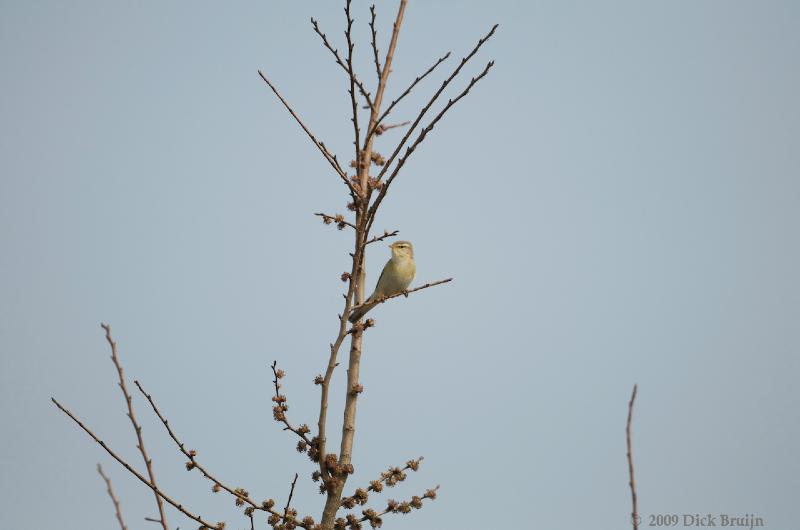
[349, 241, 416, 323]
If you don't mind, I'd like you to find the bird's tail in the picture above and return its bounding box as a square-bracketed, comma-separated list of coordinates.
[348, 299, 377, 323]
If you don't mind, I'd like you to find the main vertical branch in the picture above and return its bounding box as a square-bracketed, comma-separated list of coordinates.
[319, 3, 409, 530]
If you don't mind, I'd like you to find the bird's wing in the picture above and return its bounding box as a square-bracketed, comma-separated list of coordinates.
[371, 259, 393, 298]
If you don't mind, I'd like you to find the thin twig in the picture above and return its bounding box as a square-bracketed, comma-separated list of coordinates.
[365, 230, 399, 245]
[374, 121, 410, 136]
[373, 24, 496, 186]
[52, 398, 224, 530]
[133, 381, 276, 516]
[369, 60, 495, 221]
[270, 362, 313, 445]
[627, 384, 639, 530]
[369, 51, 451, 139]
[341, 457, 423, 508]
[344, 0, 362, 166]
[349, 278, 453, 313]
[101, 323, 169, 530]
[97, 463, 128, 530]
[315, 212, 357, 230]
[284, 473, 299, 518]
[366, 24, 498, 232]
[369, 5, 382, 81]
[356, 485, 439, 526]
[257, 70, 353, 191]
[310, 17, 374, 110]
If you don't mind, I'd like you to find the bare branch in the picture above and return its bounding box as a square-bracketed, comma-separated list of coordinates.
[133, 381, 275, 516]
[374, 24, 496, 184]
[344, 0, 362, 165]
[366, 24, 498, 231]
[284, 473, 299, 518]
[101, 323, 169, 530]
[369, 60, 495, 221]
[369, 51, 451, 139]
[257, 70, 353, 191]
[369, 5, 382, 80]
[627, 384, 639, 530]
[365, 229, 399, 245]
[374, 121, 410, 136]
[52, 398, 225, 530]
[315, 212, 357, 230]
[97, 464, 128, 530]
[350, 278, 453, 314]
[310, 17, 374, 110]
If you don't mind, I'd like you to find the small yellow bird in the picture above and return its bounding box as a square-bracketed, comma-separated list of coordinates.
[349, 241, 416, 323]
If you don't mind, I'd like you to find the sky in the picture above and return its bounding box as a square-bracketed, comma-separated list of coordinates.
[1, 1, 798, 529]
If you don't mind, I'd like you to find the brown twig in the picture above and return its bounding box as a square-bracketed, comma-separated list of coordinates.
[365, 229, 399, 245]
[133, 381, 275, 516]
[374, 121, 410, 136]
[315, 212, 357, 230]
[369, 51, 451, 139]
[627, 384, 639, 530]
[310, 17, 374, 110]
[257, 70, 353, 192]
[97, 463, 128, 530]
[366, 24, 498, 232]
[370, 60, 495, 221]
[344, 0, 362, 166]
[270, 362, 313, 445]
[374, 24, 496, 184]
[284, 473, 299, 518]
[52, 398, 225, 530]
[349, 278, 453, 314]
[101, 323, 169, 530]
[369, 5, 382, 80]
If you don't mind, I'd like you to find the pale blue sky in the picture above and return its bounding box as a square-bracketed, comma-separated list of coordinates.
[1, 1, 798, 529]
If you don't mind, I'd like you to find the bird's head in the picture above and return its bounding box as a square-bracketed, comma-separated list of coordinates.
[389, 240, 414, 259]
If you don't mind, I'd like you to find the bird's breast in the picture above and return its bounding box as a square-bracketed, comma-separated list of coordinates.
[378, 257, 416, 295]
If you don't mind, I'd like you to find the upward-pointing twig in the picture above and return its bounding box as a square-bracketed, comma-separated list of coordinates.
[627, 384, 639, 530]
[366, 25, 497, 232]
[101, 323, 169, 530]
[369, 5, 382, 81]
[284, 473, 299, 518]
[97, 463, 128, 530]
[368, 60, 495, 223]
[344, 0, 362, 166]
[368, 51, 452, 140]
[310, 17, 375, 111]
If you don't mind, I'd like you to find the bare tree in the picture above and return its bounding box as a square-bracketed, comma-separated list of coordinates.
[53, 2, 497, 530]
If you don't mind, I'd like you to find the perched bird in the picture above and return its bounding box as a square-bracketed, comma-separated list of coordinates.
[349, 241, 416, 323]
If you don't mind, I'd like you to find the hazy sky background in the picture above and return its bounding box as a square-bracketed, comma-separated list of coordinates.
[2, 1, 798, 529]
